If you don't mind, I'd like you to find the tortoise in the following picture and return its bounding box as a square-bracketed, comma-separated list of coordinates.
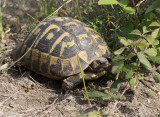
[12, 17, 111, 90]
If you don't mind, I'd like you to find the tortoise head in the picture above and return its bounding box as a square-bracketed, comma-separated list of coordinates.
[89, 57, 111, 72]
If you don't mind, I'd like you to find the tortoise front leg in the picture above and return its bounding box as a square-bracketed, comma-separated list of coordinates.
[62, 73, 83, 90]
[62, 70, 107, 90]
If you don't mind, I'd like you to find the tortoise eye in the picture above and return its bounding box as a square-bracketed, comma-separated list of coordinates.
[97, 60, 103, 64]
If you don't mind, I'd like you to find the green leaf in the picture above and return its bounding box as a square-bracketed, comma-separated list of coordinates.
[112, 61, 124, 74]
[118, 37, 131, 46]
[114, 47, 126, 55]
[134, 39, 148, 47]
[129, 29, 141, 35]
[157, 65, 160, 70]
[0, 63, 8, 71]
[87, 91, 111, 99]
[112, 55, 124, 62]
[135, 42, 148, 47]
[119, 0, 129, 6]
[123, 64, 131, 72]
[130, 62, 138, 70]
[130, 78, 136, 85]
[152, 72, 160, 83]
[126, 71, 133, 79]
[153, 40, 159, 46]
[98, 0, 119, 5]
[77, 114, 86, 117]
[126, 53, 135, 59]
[137, 52, 152, 71]
[149, 22, 160, 27]
[151, 28, 160, 39]
[109, 79, 121, 93]
[148, 56, 160, 64]
[144, 48, 157, 56]
[145, 0, 160, 14]
[123, 6, 136, 14]
[143, 26, 151, 34]
[88, 112, 103, 117]
[144, 35, 154, 44]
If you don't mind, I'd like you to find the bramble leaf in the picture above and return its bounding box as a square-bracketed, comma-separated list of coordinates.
[110, 79, 121, 93]
[143, 26, 151, 34]
[126, 71, 133, 79]
[98, 0, 119, 5]
[149, 22, 160, 27]
[129, 29, 141, 35]
[130, 78, 136, 85]
[112, 61, 124, 74]
[118, 37, 131, 46]
[152, 72, 160, 83]
[114, 47, 126, 55]
[152, 28, 160, 39]
[137, 52, 152, 70]
[144, 48, 157, 56]
[148, 56, 160, 64]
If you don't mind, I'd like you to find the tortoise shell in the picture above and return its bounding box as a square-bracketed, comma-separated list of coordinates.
[13, 17, 111, 80]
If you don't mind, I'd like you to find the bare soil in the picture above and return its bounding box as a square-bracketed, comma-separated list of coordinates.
[0, 0, 160, 117]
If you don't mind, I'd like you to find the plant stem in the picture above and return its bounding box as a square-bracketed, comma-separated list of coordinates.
[75, 0, 82, 18]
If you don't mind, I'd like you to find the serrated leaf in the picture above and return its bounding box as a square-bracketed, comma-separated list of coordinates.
[134, 39, 148, 47]
[148, 56, 160, 64]
[137, 52, 152, 70]
[153, 40, 159, 46]
[152, 72, 160, 83]
[114, 47, 126, 55]
[98, 0, 119, 5]
[112, 55, 124, 62]
[143, 26, 151, 34]
[144, 35, 154, 44]
[129, 29, 141, 35]
[110, 79, 121, 93]
[123, 64, 131, 72]
[118, 37, 130, 46]
[119, 0, 129, 6]
[130, 62, 138, 70]
[130, 78, 136, 85]
[126, 71, 133, 79]
[149, 22, 160, 27]
[126, 53, 135, 59]
[145, 0, 160, 14]
[152, 28, 160, 39]
[123, 6, 136, 14]
[112, 61, 124, 74]
[144, 48, 157, 56]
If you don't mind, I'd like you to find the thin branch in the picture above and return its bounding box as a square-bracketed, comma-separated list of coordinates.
[109, 82, 130, 116]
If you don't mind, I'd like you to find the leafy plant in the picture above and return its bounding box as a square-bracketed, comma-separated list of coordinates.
[97, 0, 160, 84]
[42, 0, 55, 17]
[0, 0, 10, 41]
[85, 79, 126, 100]
[113, 21, 160, 84]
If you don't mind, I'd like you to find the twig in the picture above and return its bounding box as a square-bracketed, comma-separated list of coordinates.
[139, 79, 159, 93]
[7, 32, 41, 70]
[109, 82, 130, 116]
[0, 91, 19, 106]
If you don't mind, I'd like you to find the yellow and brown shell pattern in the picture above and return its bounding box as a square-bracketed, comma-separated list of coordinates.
[13, 17, 111, 80]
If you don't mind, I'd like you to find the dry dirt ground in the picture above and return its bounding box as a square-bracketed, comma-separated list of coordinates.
[0, 0, 160, 117]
